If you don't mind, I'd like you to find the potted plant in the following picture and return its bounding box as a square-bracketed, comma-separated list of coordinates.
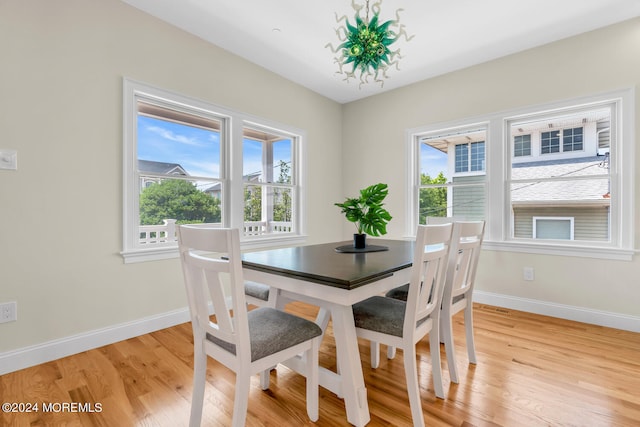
[335, 183, 392, 249]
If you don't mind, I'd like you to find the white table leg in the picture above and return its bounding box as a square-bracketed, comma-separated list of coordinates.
[329, 303, 370, 427]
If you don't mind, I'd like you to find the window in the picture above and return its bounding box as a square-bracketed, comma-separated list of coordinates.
[509, 107, 611, 244]
[242, 125, 297, 236]
[414, 126, 487, 225]
[514, 135, 531, 157]
[563, 127, 583, 152]
[541, 130, 560, 154]
[123, 79, 305, 262]
[455, 141, 485, 173]
[470, 142, 485, 172]
[407, 88, 634, 260]
[533, 217, 574, 240]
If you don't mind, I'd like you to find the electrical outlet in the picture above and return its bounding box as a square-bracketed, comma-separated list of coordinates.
[0, 302, 17, 323]
[523, 267, 535, 281]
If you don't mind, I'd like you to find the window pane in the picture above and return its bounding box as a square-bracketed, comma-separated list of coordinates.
[244, 184, 262, 222]
[534, 218, 573, 240]
[451, 179, 485, 220]
[419, 187, 448, 224]
[272, 186, 293, 223]
[243, 139, 263, 182]
[541, 130, 560, 154]
[420, 142, 448, 180]
[273, 139, 292, 184]
[470, 141, 485, 171]
[417, 127, 487, 228]
[514, 134, 531, 157]
[139, 178, 221, 226]
[137, 113, 221, 179]
[563, 127, 584, 152]
[455, 144, 468, 173]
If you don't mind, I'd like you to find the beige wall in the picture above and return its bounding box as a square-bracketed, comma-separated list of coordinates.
[342, 18, 640, 318]
[0, 0, 343, 353]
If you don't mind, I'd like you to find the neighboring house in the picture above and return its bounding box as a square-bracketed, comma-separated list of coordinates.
[138, 159, 189, 190]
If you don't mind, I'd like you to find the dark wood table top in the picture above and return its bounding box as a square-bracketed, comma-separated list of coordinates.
[242, 239, 414, 290]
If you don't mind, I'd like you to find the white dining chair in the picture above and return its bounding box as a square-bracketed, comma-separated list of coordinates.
[385, 220, 485, 385]
[439, 220, 485, 384]
[384, 216, 457, 359]
[351, 223, 453, 427]
[177, 225, 322, 427]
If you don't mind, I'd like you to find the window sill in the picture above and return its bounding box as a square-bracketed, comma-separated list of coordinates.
[482, 240, 635, 261]
[121, 234, 308, 264]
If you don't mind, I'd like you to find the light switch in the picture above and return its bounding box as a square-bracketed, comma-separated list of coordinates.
[0, 150, 17, 170]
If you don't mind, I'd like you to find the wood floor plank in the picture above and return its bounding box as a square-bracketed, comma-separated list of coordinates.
[1, 302, 638, 426]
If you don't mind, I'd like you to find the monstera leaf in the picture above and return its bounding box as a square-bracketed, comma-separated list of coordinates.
[335, 183, 392, 236]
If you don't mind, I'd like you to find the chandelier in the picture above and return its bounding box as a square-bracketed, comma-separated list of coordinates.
[326, 0, 413, 88]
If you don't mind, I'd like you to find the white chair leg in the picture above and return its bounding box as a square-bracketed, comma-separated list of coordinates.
[370, 341, 380, 368]
[441, 313, 459, 384]
[259, 369, 270, 390]
[387, 345, 396, 360]
[403, 346, 425, 427]
[306, 340, 319, 422]
[429, 328, 445, 399]
[189, 346, 207, 427]
[464, 305, 477, 364]
[232, 375, 251, 427]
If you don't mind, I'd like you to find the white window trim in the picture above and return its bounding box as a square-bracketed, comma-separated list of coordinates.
[406, 88, 635, 260]
[122, 78, 306, 263]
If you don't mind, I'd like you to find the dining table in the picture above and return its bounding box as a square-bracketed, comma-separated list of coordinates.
[241, 238, 415, 427]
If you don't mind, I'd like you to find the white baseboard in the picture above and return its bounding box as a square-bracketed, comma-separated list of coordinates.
[474, 291, 640, 333]
[0, 307, 191, 376]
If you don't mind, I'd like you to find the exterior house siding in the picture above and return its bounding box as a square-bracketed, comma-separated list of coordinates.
[514, 206, 610, 241]
[451, 175, 485, 220]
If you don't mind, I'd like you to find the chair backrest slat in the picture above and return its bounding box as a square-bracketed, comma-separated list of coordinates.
[405, 223, 453, 335]
[444, 221, 485, 302]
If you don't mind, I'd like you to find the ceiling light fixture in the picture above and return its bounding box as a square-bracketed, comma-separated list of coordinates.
[326, 0, 413, 88]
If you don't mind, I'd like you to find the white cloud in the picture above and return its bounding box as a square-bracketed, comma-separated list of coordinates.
[147, 126, 203, 146]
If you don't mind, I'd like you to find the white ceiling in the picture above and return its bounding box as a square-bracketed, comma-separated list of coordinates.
[122, 0, 640, 104]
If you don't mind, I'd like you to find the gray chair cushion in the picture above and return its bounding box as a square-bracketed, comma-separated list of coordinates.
[353, 296, 408, 337]
[385, 284, 409, 301]
[244, 281, 270, 301]
[207, 307, 322, 362]
[386, 283, 465, 304]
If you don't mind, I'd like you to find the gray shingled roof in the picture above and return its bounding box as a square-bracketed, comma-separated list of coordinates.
[511, 156, 610, 204]
[138, 159, 188, 176]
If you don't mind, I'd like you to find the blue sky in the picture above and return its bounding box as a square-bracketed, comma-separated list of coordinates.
[420, 143, 448, 179]
[138, 116, 291, 180]
[138, 116, 220, 178]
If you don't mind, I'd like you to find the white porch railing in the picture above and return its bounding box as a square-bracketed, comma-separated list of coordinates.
[241, 221, 294, 235]
[139, 219, 177, 245]
[138, 219, 292, 245]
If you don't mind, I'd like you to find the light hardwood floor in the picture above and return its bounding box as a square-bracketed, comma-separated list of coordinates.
[1, 302, 639, 426]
